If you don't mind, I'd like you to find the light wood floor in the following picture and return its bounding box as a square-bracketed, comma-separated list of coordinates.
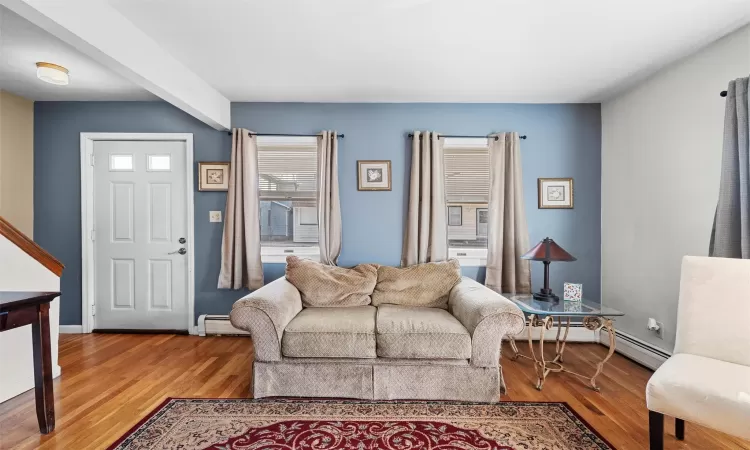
[1, 334, 748, 449]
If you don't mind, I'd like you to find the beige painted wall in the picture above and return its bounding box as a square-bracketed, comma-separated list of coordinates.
[601, 26, 750, 352]
[0, 90, 34, 237]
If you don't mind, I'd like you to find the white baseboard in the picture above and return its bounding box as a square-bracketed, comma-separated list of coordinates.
[600, 329, 670, 370]
[59, 325, 83, 334]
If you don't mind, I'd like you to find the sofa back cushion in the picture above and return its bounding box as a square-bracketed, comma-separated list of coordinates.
[371, 259, 461, 309]
[285, 256, 378, 307]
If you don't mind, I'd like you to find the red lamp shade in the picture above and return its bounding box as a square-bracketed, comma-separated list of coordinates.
[521, 237, 576, 301]
[521, 237, 576, 262]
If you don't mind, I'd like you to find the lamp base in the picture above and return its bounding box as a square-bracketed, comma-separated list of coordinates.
[532, 291, 559, 302]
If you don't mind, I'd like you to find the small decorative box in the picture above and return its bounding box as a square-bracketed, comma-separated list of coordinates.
[563, 283, 583, 302]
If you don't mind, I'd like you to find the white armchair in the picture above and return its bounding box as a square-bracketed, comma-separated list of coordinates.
[646, 256, 750, 449]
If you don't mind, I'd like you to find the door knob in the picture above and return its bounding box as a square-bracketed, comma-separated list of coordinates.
[168, 248, 187, 255]
[179, 237, 186, 244]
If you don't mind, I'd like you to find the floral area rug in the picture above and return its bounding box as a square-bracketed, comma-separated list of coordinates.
[108, 398, 614, 450]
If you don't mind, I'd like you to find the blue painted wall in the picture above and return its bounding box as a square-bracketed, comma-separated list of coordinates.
[34, 101, 600, 326]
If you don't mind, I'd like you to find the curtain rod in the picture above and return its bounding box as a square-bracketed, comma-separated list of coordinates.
[226, 132, 344, 138]
[407, 133, 527, 140]
[720, 91, 727, 97]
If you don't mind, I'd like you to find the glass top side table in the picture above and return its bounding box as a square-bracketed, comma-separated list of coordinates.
[503, 293, 624, 392]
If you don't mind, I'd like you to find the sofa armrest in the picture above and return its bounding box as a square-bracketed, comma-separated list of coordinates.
[229, 277, 302, 362]
[449, 277, 526, 367]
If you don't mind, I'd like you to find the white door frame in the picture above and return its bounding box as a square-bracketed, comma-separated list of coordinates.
[80, 133, 196, 334]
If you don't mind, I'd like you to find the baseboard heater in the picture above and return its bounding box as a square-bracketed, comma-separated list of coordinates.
[197, 314, 250, 337]
[197, 315, 595, 342]
[601, 329, 671, 370]
[614, 330, 671, 359]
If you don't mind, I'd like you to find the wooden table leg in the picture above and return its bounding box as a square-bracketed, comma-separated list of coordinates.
[31, 303, 55, 434]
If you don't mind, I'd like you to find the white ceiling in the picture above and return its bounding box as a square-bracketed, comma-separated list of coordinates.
[1, 1, 748, 103]
[109, 0, 750, 103]
[0, 6, 154, 101]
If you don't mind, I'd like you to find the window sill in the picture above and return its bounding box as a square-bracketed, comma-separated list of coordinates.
[261, 246, 320, 264]
[449, 248, 487, 267]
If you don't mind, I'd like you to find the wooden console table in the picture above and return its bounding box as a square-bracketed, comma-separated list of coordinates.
[0, 291, 60, 434]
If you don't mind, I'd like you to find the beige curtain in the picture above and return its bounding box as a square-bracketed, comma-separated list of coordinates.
[317, 131, 342, 265]
[218, 128, 264, 290]
[401, 131, 448, 266]
[485, 132, 531, 293]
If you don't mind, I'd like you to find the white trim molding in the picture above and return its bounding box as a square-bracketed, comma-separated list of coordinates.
[59, 325, 83, 334]
[600, 329, 670, 370]
[80, 133, 196, 334]
[443, 137, 489, 149]
[261, 246, 320, 264]
[449, 247, 487, 267]
[256, 135, 318, 147]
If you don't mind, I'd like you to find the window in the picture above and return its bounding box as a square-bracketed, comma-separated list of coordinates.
[147, 154, 171, 171]
[109, 154, 134, 171]
[443, 138, 489, 265]
[257, 136, 319, 262]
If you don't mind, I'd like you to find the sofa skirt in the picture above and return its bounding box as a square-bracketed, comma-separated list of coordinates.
[253, 359, 502, 403]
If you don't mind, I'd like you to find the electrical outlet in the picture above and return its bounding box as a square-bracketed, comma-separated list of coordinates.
[209, 211, 222, 223]
[647, 318, 664, 339]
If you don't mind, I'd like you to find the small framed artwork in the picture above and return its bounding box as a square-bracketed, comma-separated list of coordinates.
[538, 178, 574, 209]
[448, 206, 462, 226]
[199, 162, 230, 191]
[357, 160, 391, 191]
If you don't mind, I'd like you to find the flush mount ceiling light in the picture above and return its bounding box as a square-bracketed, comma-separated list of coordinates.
[36, 62, 69, 86]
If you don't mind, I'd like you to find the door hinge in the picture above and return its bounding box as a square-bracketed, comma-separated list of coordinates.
[91, 304, 96, 316]
[90, 229, 95, 242]
[89, 153, 95, 166]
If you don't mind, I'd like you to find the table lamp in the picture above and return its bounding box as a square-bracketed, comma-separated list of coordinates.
[521, 237, 576, 302]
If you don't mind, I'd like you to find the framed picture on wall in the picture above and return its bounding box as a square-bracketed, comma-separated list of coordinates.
[538, 178, 574, 209]
[448, 206, 462, 226]
[198, 162, 230, 191]
[357, 160, 391, 191]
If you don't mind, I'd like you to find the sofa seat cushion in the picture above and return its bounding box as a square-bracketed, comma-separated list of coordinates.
[646, 353, 750, 440]
[375, 304, 471, 360]
[282, 306, 376, 358]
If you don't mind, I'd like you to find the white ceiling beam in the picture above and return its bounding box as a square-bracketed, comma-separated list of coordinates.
[0, 0, 230, 130]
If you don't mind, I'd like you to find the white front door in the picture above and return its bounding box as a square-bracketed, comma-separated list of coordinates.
[93, 140, 189, 330]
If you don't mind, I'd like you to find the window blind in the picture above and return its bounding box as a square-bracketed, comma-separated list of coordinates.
[444, 147, 489, 203]
[257, 145, 318, 200]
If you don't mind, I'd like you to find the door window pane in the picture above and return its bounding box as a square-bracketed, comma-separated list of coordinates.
[110, 154, 134, 171]
[148, 155, 171, 171]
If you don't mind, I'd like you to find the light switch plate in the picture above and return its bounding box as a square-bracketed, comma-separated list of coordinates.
[209, 211, 222, 223]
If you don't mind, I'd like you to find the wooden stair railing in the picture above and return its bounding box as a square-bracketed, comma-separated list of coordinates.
[0, 216, 64, 276]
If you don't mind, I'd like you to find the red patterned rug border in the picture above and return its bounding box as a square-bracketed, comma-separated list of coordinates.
[107, 397, 616, 450]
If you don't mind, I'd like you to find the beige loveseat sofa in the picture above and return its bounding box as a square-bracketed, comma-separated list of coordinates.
[230, 257, 525, 403]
